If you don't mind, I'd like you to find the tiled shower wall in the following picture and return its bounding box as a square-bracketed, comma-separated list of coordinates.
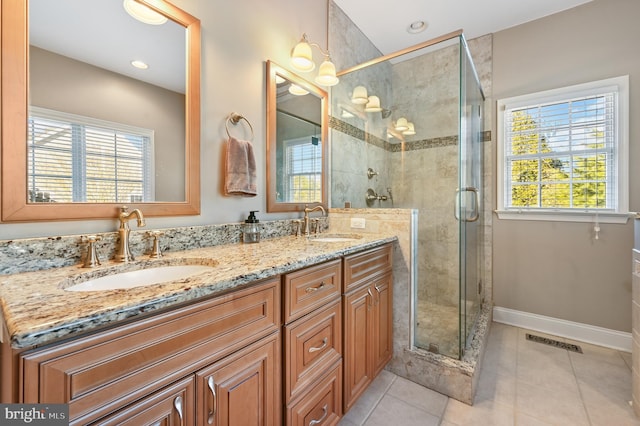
[329, 2, 493, 309]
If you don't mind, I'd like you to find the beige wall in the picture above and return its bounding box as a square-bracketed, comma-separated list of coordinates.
[492, 0, 639, 332]
[1, 0, 327, 239]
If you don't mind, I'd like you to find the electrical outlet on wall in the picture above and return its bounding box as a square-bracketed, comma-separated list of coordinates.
[350, 218, 366, 229]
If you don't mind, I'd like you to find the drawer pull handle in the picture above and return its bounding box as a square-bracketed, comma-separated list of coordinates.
[308, 337, 328, 353]
[309, 404, 328, 426]
[367, 288, 374, 308]
[174, 395, 184, 426]
[375, 285, 382, 293]
[207, 376, 217, 425]
[305, 281, 326, 293]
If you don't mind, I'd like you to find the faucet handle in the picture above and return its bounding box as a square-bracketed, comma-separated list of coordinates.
[147, 231, 164, 258]
[82, 235, 103, 268]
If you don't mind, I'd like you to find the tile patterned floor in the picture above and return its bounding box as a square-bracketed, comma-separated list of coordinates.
[338, 322, 639, 426]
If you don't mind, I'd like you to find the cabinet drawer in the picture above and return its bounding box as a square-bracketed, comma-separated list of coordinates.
[90, 376, 194, 426]
[343, 244, 392, 293]
[21, 278, 280, 424]
[284, 259, 341, 324]
[286, 361, 342, 426]
[284, 298, 342, 402]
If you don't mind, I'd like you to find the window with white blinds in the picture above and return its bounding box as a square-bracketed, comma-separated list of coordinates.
[497, 76, 629, 223]
[27, 107, 153, 203]
[284, 135, 322, 202]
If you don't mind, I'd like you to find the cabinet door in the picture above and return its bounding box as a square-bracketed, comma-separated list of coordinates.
[196, 333, 281, 426]
[371, 272, 393, 377]
[342, 285, 372, 412]
[91, 376, 194, 426]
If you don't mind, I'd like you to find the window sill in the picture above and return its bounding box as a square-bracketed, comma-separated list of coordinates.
[495, 210, 633, 224]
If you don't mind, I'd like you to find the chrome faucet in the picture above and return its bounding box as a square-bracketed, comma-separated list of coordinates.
[115, 206, 145, 262]
[303, 204, 326, 236]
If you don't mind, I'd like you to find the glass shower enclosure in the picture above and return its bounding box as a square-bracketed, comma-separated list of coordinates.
[330, 32, 485, 359]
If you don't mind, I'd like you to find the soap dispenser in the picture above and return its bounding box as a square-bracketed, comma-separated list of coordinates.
[243, 211, 261, 243]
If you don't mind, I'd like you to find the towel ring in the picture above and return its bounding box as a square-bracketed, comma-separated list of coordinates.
[226, 112, 254, 141]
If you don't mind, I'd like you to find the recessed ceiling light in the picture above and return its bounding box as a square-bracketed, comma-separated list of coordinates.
[407, 20, 427, 34]
[123, 0, 168, 25]
[131, 60, 149, 69]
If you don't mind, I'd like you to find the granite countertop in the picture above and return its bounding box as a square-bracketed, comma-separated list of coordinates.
[0, 233, 395, 349]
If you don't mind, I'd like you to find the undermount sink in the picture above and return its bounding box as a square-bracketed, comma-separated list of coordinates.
[63, 260, 218, 292]
[309, 234, 362, 243]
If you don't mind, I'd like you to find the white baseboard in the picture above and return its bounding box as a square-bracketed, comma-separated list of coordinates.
[493, 306, 632, 353]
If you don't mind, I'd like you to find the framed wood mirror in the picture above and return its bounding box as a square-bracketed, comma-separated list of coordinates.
[266, 61, 328, 213]
[1, 0, 201, 222]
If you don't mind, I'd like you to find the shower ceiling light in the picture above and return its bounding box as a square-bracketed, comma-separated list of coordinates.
[407, 20, 427, 34]
[290, 33, 339, 86]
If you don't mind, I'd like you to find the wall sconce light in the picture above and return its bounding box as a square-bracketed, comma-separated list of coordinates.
[402, 122, 416, 135]
[351, 86, 368, 104]
[395, 117, 409, 131]
[123, 0, 168, 25]
[290, 33, 339, 87]
[364, 96, 383, 112]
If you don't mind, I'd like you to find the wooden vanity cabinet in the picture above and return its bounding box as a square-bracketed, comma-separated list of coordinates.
[283, 259, 343, 426]
[18, 277, 281, 426]
[342, 244, 393, 412]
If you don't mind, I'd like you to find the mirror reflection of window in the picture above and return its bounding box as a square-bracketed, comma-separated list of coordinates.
[27, 107, 154, 203]
[282, 129, 322, 203]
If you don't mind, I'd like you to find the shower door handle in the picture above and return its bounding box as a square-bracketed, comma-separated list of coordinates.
[455, 187, 479, 222]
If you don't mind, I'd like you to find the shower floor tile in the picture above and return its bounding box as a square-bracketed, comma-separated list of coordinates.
[338, 322, 639, 426]
[414, 299, 479, 358]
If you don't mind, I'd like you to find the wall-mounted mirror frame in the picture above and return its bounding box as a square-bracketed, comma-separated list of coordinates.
[266, 60, 328, 213]
[1, 0, 201, 222]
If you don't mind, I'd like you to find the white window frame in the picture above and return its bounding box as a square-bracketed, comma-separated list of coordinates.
[496, 76, 629, 223]
[28, 106, 155, 203]
[284, 135, 322, 203]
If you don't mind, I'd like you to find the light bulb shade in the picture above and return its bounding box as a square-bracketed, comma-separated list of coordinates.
[395, 117, 409, 131]
[288, 84, 309, 96]
[351, 86, 368, 104]
[365, 96, 382, 112]
[315, 60, 339, 86]
[291, 41, 315, 72]
[402, 122, 416, 135]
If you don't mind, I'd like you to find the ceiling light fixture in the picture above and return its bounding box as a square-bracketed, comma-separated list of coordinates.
[290, 33, 339, 87]
[123, 0, 168, 25]
[407, 20, 427, 34]
[131, 60, 149, 69]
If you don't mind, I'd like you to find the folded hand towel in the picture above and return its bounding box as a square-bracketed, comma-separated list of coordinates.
[225, 136, 257, 196]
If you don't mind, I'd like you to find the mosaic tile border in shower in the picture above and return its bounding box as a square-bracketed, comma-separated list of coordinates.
[330, 116, 491, 153]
